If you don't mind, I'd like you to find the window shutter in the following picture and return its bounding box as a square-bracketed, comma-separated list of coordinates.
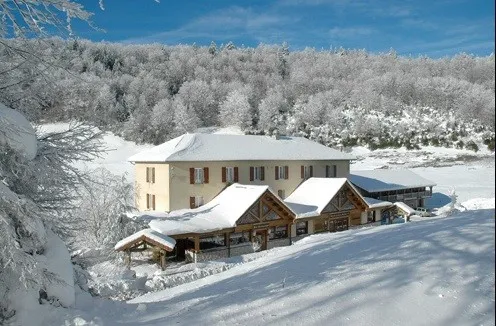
[325, 165, 329, 178]
[250, 167, 254, 181]
[234, 167, 239, 182]
[301, 166, 304, 178]
[189, 168, 194, 184]
[190, 196, 195, 209]
[152, 167, 155, 183]
[333, 165, 337, 177]
[310, 165, 313, 177]
[203, 167, 209, 183]
[146, 167, 150, 183]
[260, 167, 265, 181]
[146, 194, 150, 209]
[222, 167, 226, 183]
[285, 166, 289, 179]
[275, 166, 279, 180]
[152, 195, 156, 210]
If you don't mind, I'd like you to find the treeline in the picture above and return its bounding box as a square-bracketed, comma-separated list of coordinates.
[0, 38, 494, 150]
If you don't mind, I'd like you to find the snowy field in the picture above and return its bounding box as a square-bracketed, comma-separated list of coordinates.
[44, 205, 495, 326]
[31, 125, 495, 326]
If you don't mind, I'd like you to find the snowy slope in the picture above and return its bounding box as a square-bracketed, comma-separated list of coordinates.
[45, 205, 495, 326]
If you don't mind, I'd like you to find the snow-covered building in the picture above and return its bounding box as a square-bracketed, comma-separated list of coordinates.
[349, 169, 436, 209]
[284, 178, 370, 234]
[128, 133, 354, 212]
[140, 183, 296, 261]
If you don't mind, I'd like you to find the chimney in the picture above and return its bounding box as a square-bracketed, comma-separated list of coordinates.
[272, 129, 280, 140]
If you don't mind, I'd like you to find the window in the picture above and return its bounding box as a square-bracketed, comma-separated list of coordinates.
[269, 226, 288, 240]
[278, 189, 285, 199]
[146, 194, 156, 210]
[296, 221, 308, 235]
[226, 167, 234, 182]
[275, 165, 289, 180]
[222, 166, 238, 183]
[194, 168, 204, 184]
[146, 167, 155, 183]
[190, 167, 209, 184]
[250, 166, 265, 181]
[326, 164, 337, 178]
[189, 196, 204, 208]
[301, 165, 313, 179]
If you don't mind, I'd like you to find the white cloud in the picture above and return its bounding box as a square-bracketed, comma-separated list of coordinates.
[123, 6, 296, 44]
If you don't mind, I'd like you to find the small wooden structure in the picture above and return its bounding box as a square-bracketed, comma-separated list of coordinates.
[114, 229, 176, 270]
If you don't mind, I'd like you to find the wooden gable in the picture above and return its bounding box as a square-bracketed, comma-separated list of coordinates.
[322, 182, 368, 214]
[236, 189, 295, 225]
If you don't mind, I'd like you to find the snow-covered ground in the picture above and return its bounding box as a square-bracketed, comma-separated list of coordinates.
[29, 124, 494, 326]
[43, 203, 495, 326]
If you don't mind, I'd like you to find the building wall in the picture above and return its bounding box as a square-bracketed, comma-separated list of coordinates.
[134, 163, 170, 211]
[160, 160, 351, 211]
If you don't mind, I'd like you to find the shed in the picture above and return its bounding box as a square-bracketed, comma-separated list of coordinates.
[115, 228, 176, 270]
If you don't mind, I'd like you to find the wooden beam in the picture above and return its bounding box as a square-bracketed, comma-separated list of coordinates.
[194, 236, 200, 252]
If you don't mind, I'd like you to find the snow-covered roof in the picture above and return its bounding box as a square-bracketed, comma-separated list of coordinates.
[114, 228, 176, 252]
[284, 178, 350, 218]
[363, 197, 393, 209]
[394, 202, 416, 216]
[148, 184, 283, 236]
[128, 133, 354, 162]
[349, 169, 436, 193]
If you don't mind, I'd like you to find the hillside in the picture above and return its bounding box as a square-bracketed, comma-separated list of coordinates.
[1, 39, 494, 151]
[43, 202, 495, 326]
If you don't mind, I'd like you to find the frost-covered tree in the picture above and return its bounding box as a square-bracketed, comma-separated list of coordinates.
[173, 97, 200, 135]
[219, 89, 252, 129]
[0, 104, 103, 322]
[72, 168, 138, 253]
[0, 1, 102, 323]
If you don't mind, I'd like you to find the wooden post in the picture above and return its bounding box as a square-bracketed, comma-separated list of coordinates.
[194, 236, 200, 252]
[288, 224, 292, 246]
[226, 232, 231, 258]
[160, 250, 166, 271]
[125, 249, 131, 269]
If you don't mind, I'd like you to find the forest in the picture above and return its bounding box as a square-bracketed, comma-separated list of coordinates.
[0, 38, 494, 150]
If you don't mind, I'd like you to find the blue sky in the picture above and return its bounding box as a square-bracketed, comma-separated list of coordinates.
[74, 0, 495, 58]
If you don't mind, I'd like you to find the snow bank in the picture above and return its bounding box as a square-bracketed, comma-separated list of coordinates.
[43, 230, 76, 307]
[462, 198, 495, 210]
[0, 103, 37, 160]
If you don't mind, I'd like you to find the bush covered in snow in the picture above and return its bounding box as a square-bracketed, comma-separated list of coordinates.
[0, 104, 103, 323]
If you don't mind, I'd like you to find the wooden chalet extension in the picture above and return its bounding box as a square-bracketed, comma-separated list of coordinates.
[285, 178, 369, 234]
[147, 184, 296, 261]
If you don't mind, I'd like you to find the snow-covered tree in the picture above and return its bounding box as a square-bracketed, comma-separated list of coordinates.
[219, 89, 252, 129]
[72, 168, 138, 253]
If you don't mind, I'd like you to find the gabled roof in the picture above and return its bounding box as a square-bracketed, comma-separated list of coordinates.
[394, 202, 416, 216]
[114, 228, 176, 252]
[349, 169, 436, 193]
[363, 197, 393, 209]
[284, 178, 364, 218]
[128, 133, 354, 162]
[147, 183, 292, 236]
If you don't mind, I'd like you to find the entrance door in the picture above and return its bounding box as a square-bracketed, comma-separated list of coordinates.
[253, 229, 268, 251]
